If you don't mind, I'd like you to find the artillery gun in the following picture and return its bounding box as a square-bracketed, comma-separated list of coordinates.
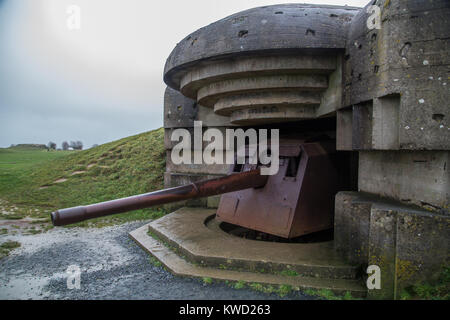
[51, 139, 340, 239]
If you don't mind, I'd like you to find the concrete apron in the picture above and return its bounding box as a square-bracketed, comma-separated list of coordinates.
[129, 207, 366, 297]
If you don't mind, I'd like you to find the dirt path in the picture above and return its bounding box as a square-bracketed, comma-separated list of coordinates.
[0, 221, 312, 300]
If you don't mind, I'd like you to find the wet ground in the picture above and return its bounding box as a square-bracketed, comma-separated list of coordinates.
[0, 221, 313, 300]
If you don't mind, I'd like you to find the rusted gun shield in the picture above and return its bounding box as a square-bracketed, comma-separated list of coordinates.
[216, 139, 338, 238]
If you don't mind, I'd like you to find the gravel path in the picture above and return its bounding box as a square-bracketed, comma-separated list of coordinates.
[0, 221, 312, 300]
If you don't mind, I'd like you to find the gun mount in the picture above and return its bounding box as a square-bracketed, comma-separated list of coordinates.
[51, 139, 339, 239]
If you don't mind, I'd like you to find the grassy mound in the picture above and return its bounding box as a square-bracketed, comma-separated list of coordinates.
[0, 128, 166, 227]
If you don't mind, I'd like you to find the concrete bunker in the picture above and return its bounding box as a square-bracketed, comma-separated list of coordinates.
[161, 1, 449, 299]
[51, 1, 449, 299]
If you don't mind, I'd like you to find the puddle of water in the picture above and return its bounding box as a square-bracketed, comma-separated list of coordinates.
[0, 275, 54, 299]
[0, 221, 146, 299]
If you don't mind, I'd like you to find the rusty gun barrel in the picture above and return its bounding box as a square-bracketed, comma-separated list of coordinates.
[50, 168, 268, 226]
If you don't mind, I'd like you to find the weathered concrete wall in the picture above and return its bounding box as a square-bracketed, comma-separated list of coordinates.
[334, 192, 373, 266]
[334, 0, 450, 298]
[358, 151, 449, 210]
[339, 0, 449, 151]
[369, 206, 450, 299]
[336, 0, 450, 217]
[335, 191, 450, 299]
[164, 87, 232, 128]
[163, 87, 231, 210]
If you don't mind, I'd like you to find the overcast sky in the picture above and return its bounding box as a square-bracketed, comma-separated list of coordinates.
[0, 0, 368, 148]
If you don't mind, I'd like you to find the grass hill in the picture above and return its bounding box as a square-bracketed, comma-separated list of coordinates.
[0, 128, 166, 227]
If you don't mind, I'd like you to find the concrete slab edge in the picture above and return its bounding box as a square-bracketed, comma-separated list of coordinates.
[129, 223, 367, 298]
[149, 210, 360, 280]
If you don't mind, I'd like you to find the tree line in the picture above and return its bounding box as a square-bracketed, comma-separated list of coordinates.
[47, 141, 84, 150]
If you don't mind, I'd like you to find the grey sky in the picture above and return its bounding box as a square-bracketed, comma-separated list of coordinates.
[0, 0, 368, 148]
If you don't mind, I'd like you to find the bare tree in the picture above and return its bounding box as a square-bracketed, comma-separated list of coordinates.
[47, 141, 56, 150]
[62, 141, 69, 150]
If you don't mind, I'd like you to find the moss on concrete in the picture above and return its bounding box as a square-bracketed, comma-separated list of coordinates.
[399, 266, 450, 300]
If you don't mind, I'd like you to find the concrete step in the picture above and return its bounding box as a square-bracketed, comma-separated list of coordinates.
[147, 208, 362, 280]
[129, 223, 367, 297]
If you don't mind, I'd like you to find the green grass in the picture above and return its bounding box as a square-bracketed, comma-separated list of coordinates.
[304, 288, 357, 300]
[278, 270, 299, 277]
[149, 256, 163, 268]
[231, 281, 294, 297]
[234, 280, 246, 289]
[0, 240, 21, 259]
[278, 285, 293, 297]
[0, 128, 166, 227]
[399, 266, 450, 300]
